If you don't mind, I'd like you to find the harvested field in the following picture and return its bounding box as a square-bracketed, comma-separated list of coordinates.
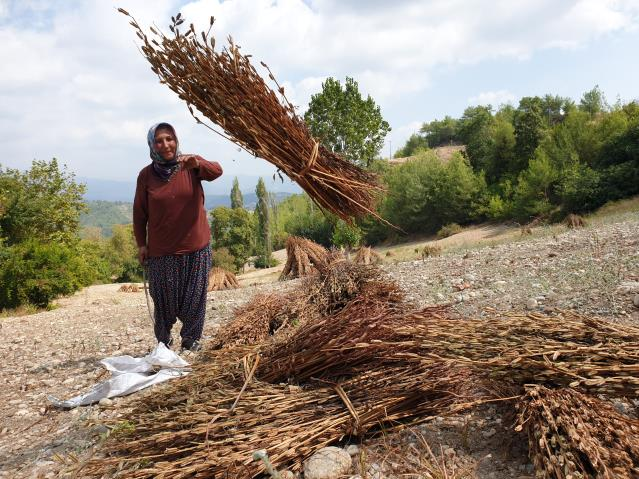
[75, 258, 639, 478]
[2, 211, 638, 479]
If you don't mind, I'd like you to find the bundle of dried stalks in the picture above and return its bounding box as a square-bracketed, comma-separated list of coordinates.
[118, 284, 140, 293]
[517, 385, 639, 478]
[213, 259, 384, 349]
[354, 246, 382, 265]
[211, 292, 319, 348]
[80, 345, 479, 479]
[207, 266, 239, 291]
[259, 282, 425, 383]
[261, 303, 639, 396]
[396, 310, 639, 397]
[280, 236, 328, 280]
[119, 9, 384, 223]
[306, 252, 384, 314]
[564, 213, 587, 228]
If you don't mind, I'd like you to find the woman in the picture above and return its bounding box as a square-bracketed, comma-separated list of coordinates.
[133, 122, 223, 352]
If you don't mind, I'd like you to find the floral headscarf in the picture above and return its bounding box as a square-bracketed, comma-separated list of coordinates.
[147, 122, 181, 181]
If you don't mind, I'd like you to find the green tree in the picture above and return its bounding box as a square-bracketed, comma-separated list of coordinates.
[0, 159, 86, 246]
[512, 150, 559, 220]
[276, 193, 334, 247]
[230, 177, 244, 209]
[457, 105, 495, 173]
[513, 97, 545, 173]
[0, 239, 96, 309]
[381, 151, 487, 234]
[209, 206, 255, 271]
[487, 118, 516, 182]
[254, 177, 272, 266]
[420, 116, 459, 147]
[394, 133, 429, 158]
[579, 85, 607, 118]
[558, 163, 603, 213]
[304, 77, 391, 167]
[106, 224, 143, 282]
[331, 220, 362, 256]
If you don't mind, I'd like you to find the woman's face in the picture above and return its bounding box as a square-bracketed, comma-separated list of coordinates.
[154, 128, 177, 161]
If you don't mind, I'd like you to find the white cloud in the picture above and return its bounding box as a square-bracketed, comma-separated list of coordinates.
[2, 0, 639, 183]
[468, 90, 517, 107]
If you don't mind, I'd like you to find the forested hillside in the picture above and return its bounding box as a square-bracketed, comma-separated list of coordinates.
[80, 201, 132, 237]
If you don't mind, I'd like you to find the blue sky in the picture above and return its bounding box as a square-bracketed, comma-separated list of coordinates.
[1, 0, 638, 194]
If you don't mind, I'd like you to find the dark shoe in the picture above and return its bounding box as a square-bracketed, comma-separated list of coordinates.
[180, 339, 202, 353]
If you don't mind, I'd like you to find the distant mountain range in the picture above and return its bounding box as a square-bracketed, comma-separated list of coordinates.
[78, 174, 300, 203]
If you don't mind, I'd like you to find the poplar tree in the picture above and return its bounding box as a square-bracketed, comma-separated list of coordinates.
[254, 177, 272, 266]
[230, 177, 243, 209]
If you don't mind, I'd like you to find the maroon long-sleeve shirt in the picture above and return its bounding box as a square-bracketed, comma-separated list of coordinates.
[133, 156, 223, 257]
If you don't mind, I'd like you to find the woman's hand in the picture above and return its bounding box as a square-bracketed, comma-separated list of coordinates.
[138, 246, 148, 265]
[178, 155, 200, 170]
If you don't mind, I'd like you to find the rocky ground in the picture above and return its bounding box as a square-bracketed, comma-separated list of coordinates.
[0, 210, 637, 479]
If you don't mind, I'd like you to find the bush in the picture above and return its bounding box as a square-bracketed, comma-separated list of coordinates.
[437, 223, 463, 239]
[253, 254, 278, 269]
[331, 220, 362, 250]
[0, 239, 96, 309]
[278, 194, 334, 247]
[481, 194, 510, 220]
[212, 247, 237, 272]
[381, 151, 487, 235]
[511, 150, 559, 221]
[558, 164, 604, 214]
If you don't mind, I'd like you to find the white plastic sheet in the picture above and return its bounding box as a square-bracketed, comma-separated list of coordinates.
[48, 342, 189, 408]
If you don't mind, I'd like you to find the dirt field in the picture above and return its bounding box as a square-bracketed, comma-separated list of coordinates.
[0, 204, 637, 478]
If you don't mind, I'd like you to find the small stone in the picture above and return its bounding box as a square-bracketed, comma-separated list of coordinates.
[366, 462, 384, 479]
[345, 444, 360, 456]
[526, 298, 538, 310]
[304, 446, 352, 479]
[634, 294, 639, 307]
[279, 471, 296, 479]
[99, 398, 113, 407]
[444, 447, 456, 457]
[92, 424, 110, 435]
[482, 427, 497, 438]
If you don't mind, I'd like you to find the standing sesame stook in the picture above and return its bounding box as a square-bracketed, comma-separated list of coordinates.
[133, 122, 223, 352]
